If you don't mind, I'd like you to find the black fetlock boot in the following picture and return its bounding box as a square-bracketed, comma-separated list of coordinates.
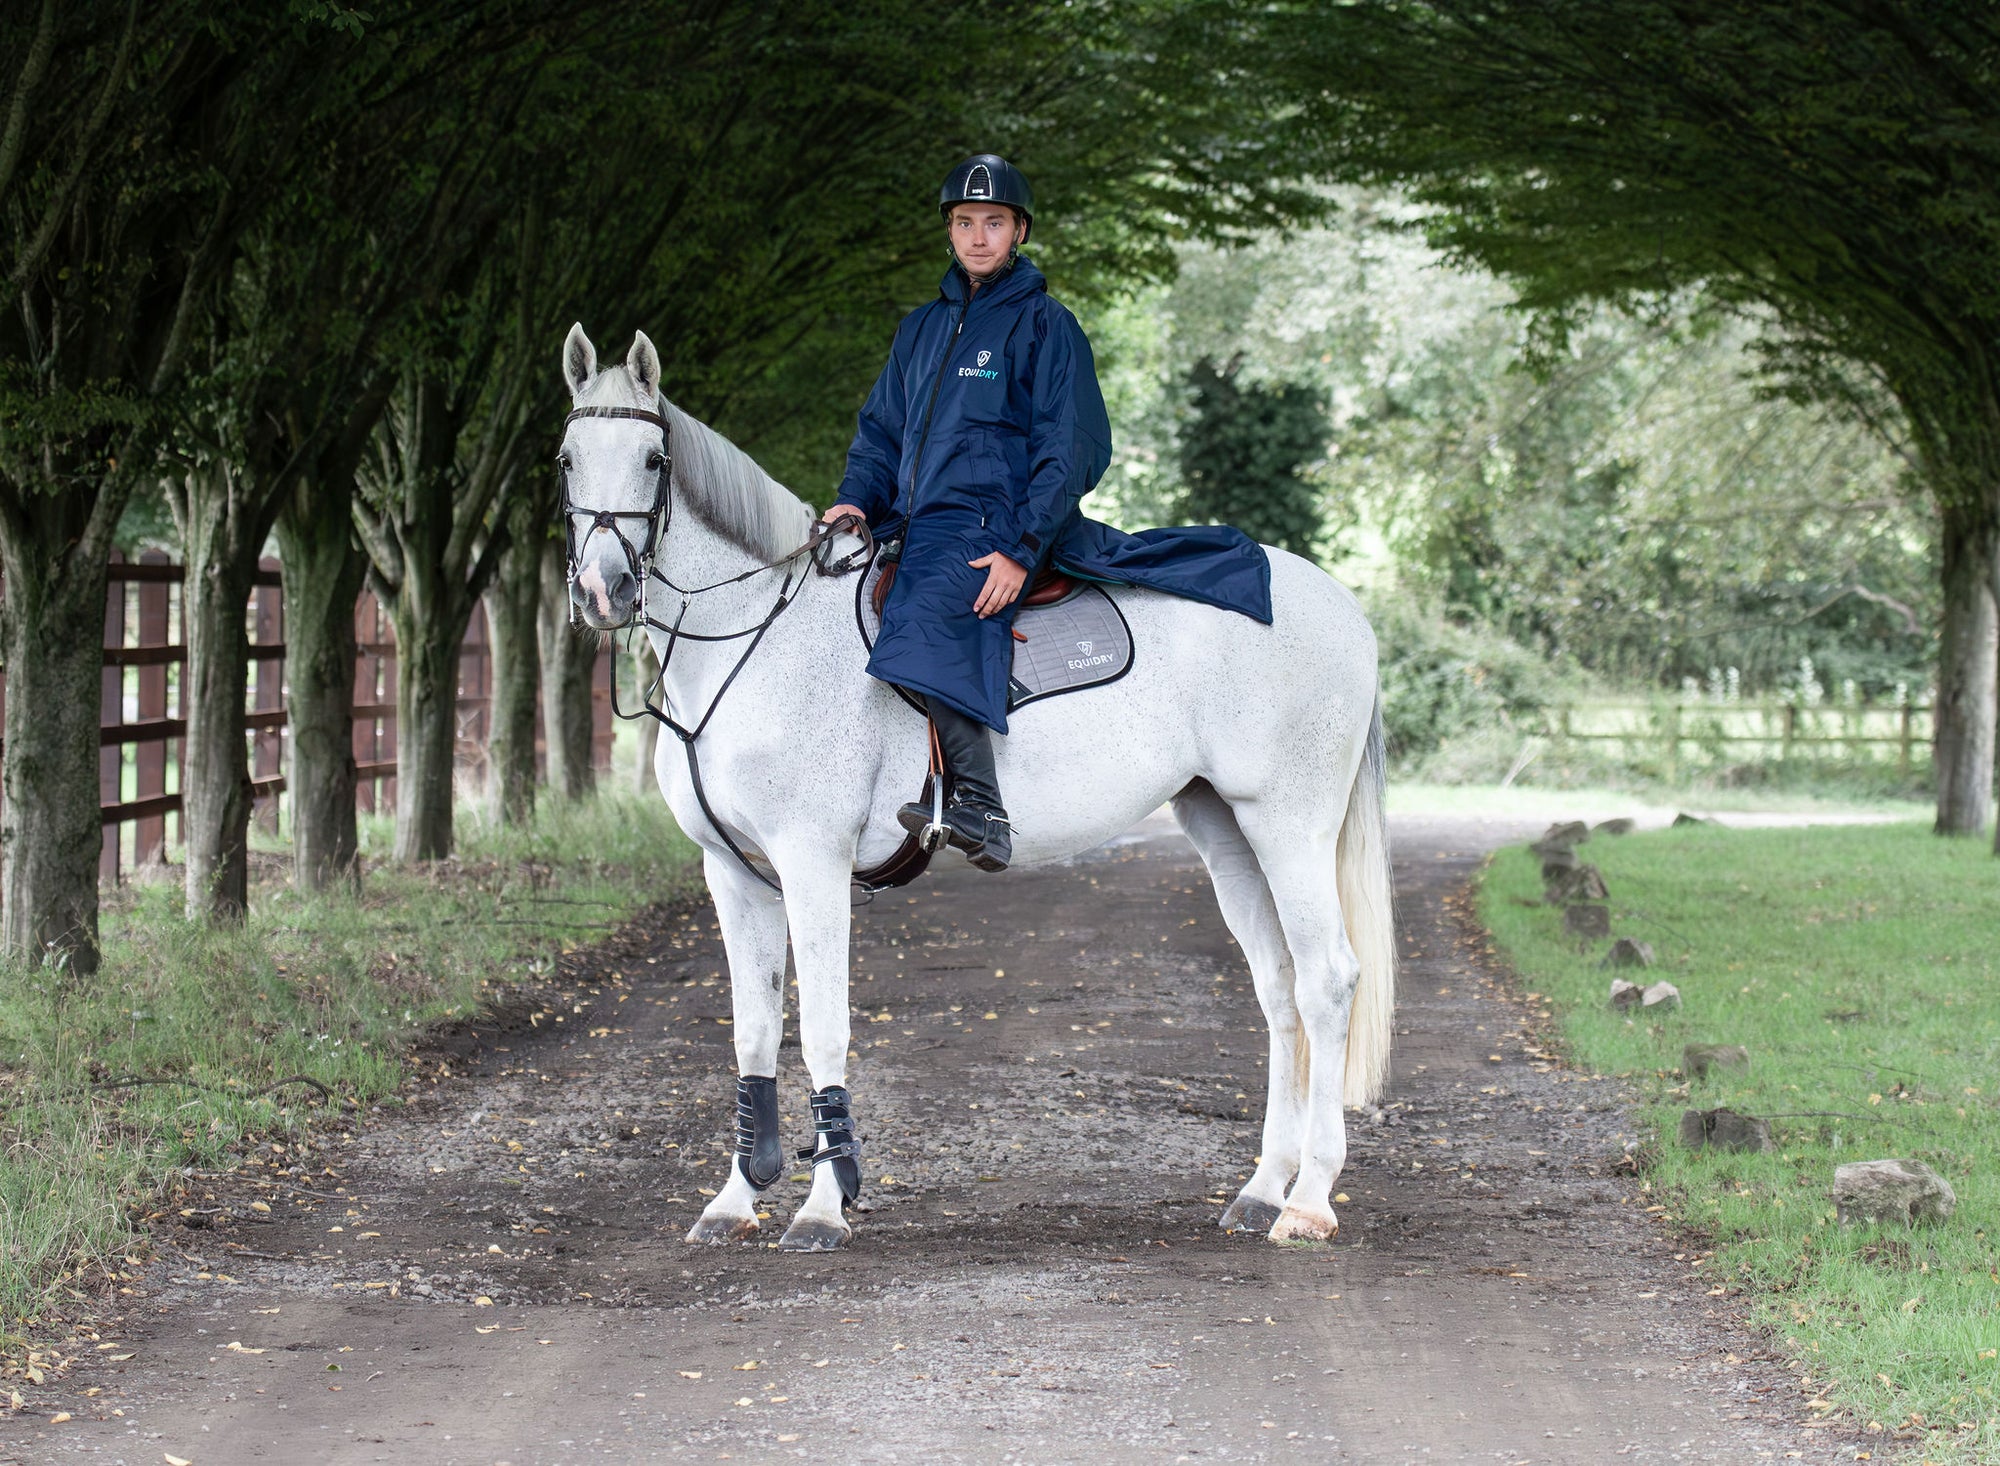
[733, 1075, 784, 1190]
[794, 1085, 863, 1209]
[897, 702, 1011, 872]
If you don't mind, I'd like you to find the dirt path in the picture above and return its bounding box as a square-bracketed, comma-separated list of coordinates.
[4, 813, 1852, 1465]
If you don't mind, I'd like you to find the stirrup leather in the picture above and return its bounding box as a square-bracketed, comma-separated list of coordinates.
[794, 1084, 863, 1209]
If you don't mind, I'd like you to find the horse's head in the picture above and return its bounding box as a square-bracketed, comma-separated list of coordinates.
[558, 323, 670, 629]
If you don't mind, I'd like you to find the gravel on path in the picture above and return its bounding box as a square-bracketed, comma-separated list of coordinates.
[1, 813, 1858, 1465]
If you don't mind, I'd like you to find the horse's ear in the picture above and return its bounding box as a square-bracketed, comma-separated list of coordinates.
[627, 330, 661, 403]
[563, 323, 596, 399]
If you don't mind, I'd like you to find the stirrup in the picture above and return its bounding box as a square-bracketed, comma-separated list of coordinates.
[919, 769, 950, 853]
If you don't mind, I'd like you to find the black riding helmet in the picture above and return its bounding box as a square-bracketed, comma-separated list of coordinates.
[939, 153, 1034, 244]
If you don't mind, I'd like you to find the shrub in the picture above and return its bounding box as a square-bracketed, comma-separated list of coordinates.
[1362, 589, 1564, 764]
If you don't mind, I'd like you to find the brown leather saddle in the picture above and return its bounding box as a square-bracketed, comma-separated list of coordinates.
[869, 559, 1077, 622]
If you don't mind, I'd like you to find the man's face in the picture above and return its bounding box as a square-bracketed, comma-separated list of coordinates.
[948, 203, 1026, 276]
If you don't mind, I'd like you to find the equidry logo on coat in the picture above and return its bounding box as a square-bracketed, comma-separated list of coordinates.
[959, 348, 1000, 381]
[977, 351, 992, 367]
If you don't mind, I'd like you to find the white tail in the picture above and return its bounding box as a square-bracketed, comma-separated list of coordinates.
[1336, 701, 1395, 1106]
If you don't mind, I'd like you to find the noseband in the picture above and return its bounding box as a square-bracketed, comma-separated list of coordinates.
[559, 405, 674, 626]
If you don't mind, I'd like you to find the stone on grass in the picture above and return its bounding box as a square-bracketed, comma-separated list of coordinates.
[1672, 812, 1707, 828]
[1608, 979, 1644, 1011]
[1602, 937, 1654, 969]
[1682, 1043, 1750, 1081]
[1834, 1159, 1956, 1230]
[1534, 842, 1579, 877]
[1679, 1107, 1773, 1153]
[1542, 820, 1591, 848]
[1564, 902, 1610, 939]
[1545, 863, 1609, 904]
[1641, 980, 1680, 1010]
[1594, 817, 1636, 836]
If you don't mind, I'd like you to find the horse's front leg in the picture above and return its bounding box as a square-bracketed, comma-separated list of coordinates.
[770, 846, 860, 1252]
[686, 851, 791, 1244]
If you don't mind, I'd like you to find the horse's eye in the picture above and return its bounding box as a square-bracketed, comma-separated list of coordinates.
[556, 452, 572, 472]
[646, 451, 665, 472]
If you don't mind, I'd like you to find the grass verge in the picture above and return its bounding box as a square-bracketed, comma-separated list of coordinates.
[0, 787, 698, 1368]
[1478, 821, 2000, 1461]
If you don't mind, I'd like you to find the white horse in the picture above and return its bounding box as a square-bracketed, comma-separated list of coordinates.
[558, 326, 1394, 1252]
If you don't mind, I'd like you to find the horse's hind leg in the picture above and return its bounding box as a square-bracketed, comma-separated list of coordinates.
[1172, 782, 1307, 1234]
[1231, 808, 1362, 1243]
[687, 853, 790, 1245]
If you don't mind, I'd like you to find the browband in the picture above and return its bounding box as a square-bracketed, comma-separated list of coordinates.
[565, 406, 669, 430]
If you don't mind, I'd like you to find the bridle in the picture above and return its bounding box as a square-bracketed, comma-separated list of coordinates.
[558, 401, 874, 891]
[559, 405, 674, 626]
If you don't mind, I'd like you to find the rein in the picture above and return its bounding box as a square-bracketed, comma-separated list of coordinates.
[560, 402, 874, 892]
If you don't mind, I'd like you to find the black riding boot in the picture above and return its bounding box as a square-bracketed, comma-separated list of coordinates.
[897, 701, 1011, 872]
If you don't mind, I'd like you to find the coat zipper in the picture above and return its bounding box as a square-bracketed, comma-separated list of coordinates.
[899, 297, 969, 521]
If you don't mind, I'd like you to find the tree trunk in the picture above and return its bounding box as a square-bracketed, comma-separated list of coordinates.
[633, 636, 661, 795]
[483, 533, 541, 826]
[179, 548, 255, 921]
[1934, 509, 1998, 837]
[277, 470, 366, 891]
[539, 539, 597, 801]
[175, 465, 268, 923]
[390, 595, 468, 862]
[0, 489, 125, 976]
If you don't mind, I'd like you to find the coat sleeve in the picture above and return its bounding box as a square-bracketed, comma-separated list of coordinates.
[1004, 306, 1113, 568]
[832, 321, 913, 524]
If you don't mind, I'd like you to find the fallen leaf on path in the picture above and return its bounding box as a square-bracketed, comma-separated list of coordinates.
[50, 1412, 70, 1423]
[165, 1455, 192, 1466]
[222, 1343, 263, 1355]
[677, 1371, 702, 1379]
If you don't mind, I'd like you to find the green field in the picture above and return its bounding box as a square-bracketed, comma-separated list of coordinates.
[1478, 822, 2000, 1461]
[0, 790, 698, 1370]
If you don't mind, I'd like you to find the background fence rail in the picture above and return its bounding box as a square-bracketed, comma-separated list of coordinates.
[4, 553, 613, 884]
[1552, 698, 1934, 776]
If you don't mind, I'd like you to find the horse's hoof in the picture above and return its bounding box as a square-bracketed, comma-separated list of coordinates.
[1219, 1195, 1283, 1233]
[1269, 1204, 1338, 1242]
[778, 1216, 851, 1252]
[685, 1213, 759, 1244]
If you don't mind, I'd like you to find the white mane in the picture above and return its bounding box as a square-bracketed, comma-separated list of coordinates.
[577, 366, 813, 561]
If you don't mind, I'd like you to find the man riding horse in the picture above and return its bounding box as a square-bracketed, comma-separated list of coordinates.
[823, 154, 1271, 872]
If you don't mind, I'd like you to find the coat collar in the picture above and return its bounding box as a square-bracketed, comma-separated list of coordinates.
[938, 255, 1046, 307]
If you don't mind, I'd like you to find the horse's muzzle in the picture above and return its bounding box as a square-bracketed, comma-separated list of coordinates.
[572, 565, 639, 629]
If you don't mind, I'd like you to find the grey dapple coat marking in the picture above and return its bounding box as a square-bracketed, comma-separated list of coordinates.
[559, 326, 1393, 1251]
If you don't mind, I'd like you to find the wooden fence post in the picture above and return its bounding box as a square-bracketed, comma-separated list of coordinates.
[101, 553, 125, 884]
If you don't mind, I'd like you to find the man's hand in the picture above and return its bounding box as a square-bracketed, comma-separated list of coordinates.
[821, 503, 865, 527]
[969, 551, 1029, 617]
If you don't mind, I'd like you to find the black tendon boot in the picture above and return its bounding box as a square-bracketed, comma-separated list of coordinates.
[733, 1075, 784, 1190]
[794, 1085, 863, 1209]
[896, 702, 1012, 871]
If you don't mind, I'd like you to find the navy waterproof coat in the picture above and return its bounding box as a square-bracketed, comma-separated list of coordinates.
[834, 257, 1272, 732]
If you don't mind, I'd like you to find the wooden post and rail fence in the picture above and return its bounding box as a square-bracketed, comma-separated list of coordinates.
[1550, 698, 1934, 774]
[0, 550, 613, 885]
